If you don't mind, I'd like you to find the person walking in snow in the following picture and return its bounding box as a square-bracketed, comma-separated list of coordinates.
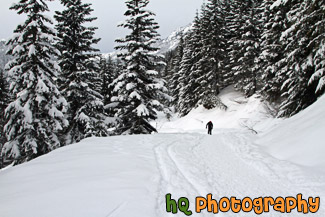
[206, 121, 213, 135]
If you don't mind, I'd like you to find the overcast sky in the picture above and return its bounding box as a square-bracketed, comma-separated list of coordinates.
[0, 0, 203, 53]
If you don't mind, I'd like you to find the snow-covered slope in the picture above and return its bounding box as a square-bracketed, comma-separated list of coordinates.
[256, 94, 325, 168]
[1, 133, 324, 217]
[0, 87, 324, 217]
[101, 51, 119, 60]
[155, 24, 192, 54]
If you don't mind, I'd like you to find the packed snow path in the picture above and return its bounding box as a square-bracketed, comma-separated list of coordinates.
[0, 131, 323, 217]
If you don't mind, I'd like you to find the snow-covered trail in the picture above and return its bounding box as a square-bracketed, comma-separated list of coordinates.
[152, 131, 324, 217]
[0, 130, 324, 217]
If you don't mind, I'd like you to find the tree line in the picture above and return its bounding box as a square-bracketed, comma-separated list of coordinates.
[165, 0, 324, 117]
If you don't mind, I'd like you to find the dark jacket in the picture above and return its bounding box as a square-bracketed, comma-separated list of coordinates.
[206, 121, 213, 130]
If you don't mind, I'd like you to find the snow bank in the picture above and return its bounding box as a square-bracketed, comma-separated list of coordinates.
[0, 136, 160, 217]
[256, 95, 325, 168]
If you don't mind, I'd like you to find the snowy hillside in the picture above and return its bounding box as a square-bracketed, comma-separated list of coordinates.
[102, 24, 192, 59]
[155, 24, 192, 54]
[256, 94, 325, 169]
[0, 87, 324, 217]
[101, 51, 119, 60]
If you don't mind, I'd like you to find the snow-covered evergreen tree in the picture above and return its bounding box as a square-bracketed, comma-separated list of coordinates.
[275, 0, 319, 117]
[230, 0, 263, 97]
[99, 56, 116, 107]
[304, 0, 325, 95]
[99, 55, 121, 120]
[221, 0, 236, 85]
[163, 49, 177, 79]
[113, 0, 168, 134]
[0, 69, 9, 163]
[176, 3, 229, 114]
[226, 0, 247, 87]
[2, 0, 68, 164]
[55, 0, 108, 143]
[177, 13, 203, 116]
[259, 0, 286, 103]
[167, 37, 184, 110]
[176, 34, 194, 116]
[197, 0, 227, 109]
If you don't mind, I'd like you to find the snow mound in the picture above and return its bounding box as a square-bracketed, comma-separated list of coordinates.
[0, 136, 161, 217]
[257, 94, 325, 168]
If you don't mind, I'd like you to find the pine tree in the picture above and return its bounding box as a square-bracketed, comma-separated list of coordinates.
[168, 36, 184, 110]
[55, 0, 108, 143]
[259, 0, 286, 103]
[275, 0, 319, 117]
[0, 68, 9, 165]
[98, 56, 120, 120]
[197, 0, 227, 109]
[176, 33, 194, 116]
[2, 0, 68, 164]
[163, 50, 177, 79]
[232, 0, 263, 97]
[113, 0, 168, 134]
[222, 0, 236, 86]
[99, 56, 116, 107]
[177, 13, 203, 116]
[177, 4, 229, 114]
[304, 0, 325, 95]
[227, 0, 247, 87]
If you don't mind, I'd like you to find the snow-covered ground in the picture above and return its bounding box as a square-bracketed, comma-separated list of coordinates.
[0, 87, 324, 217]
